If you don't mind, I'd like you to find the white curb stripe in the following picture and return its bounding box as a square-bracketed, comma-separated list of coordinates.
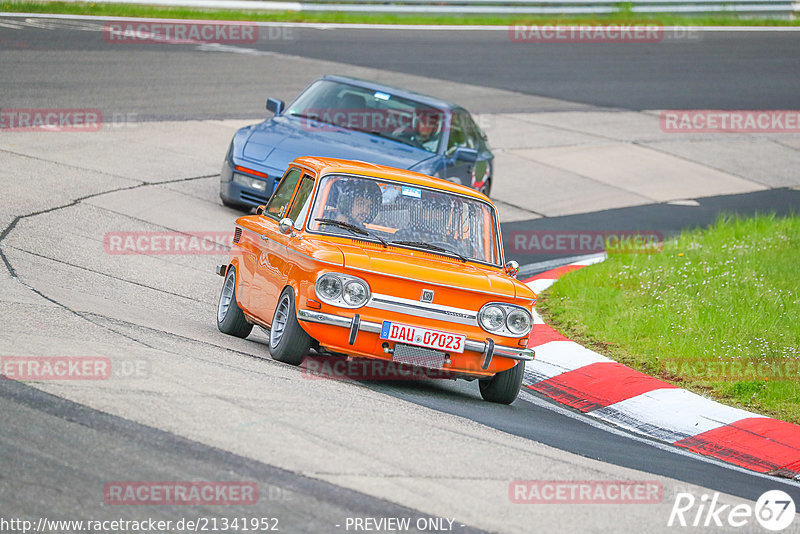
[527, 278, 556, 294]
[588, 384, 766, 443]
[572, 254, 608, 266]
[524, 340, 612, 383]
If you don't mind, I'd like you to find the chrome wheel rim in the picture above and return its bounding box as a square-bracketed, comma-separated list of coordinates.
[270, 294, 290, 349]
[217, 270, 235, 323]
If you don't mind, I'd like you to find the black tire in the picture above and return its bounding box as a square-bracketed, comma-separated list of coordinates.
[217, 266, 253, 338]
[479, 362, 524, 404]
[269, 287, 313, 366]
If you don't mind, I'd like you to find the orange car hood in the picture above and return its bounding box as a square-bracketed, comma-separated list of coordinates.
[336, 243, 526, 299]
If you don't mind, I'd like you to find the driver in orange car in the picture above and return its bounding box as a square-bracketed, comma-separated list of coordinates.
[333, 179, 383, 229]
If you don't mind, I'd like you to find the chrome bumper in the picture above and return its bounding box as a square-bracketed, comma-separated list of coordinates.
[297, 309, 535, 369]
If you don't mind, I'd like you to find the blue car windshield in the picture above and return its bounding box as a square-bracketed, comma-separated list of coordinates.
[286, 80, 445, 154]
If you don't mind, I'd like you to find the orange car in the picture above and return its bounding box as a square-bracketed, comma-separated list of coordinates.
[216, 157, 535, 403]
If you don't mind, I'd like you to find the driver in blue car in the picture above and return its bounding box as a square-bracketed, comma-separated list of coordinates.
[409, 112, 441, 152]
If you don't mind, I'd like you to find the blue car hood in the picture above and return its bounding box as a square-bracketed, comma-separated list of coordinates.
[240, 115, 435, 172]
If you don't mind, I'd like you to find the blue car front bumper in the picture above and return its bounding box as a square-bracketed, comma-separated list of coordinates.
[219, 158, 279, 209]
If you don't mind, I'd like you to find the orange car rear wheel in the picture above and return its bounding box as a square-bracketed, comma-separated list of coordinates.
[217, 266, 253, 339]
[269, 286, 313, 366]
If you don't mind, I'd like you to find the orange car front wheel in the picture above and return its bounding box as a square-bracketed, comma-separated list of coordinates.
[479, 362, 524, 404]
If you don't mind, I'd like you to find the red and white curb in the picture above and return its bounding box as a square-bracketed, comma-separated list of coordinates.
[522, 254, 800, 480]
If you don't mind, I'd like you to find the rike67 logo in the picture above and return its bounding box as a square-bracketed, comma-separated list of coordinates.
[668, 490, 796, 531]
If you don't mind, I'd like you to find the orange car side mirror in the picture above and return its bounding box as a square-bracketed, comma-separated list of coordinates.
[504, 260, 520, 278]
[279, 218, 295, 236]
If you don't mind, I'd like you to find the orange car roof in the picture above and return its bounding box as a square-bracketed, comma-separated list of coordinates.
[291, 156, 492, 203]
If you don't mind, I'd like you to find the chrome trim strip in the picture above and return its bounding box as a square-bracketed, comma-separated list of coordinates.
[297, 309, 534, 362]
[299, 309, 382, 333]
[367, 293, 477, 326]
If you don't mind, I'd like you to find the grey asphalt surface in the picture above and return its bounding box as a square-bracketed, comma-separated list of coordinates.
[251, 28, 800, 111]
[2, 15, 800, 533]
[0, 379, 480, 534]
[1, 18, 799, 118]
[360, 377, 800, 505]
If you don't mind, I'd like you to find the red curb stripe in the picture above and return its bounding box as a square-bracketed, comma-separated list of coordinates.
[527, 264, 584, 282]
[673, 417, 800, 474]
[527, 361, 677, 412]
[527, 323, 570, 348]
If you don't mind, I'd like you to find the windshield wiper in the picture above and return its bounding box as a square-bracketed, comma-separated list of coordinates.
[390, 240, 467, 263]
[316, 218, 388, 248]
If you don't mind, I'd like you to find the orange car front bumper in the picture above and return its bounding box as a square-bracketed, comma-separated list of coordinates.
[297, 308, 534, 377]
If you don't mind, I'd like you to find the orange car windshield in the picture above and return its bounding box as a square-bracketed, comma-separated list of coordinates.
[308, 174, 500, 265]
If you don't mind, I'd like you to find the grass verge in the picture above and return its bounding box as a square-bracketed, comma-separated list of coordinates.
[1, 1, 799, 26]
[538, 214, 800, 424]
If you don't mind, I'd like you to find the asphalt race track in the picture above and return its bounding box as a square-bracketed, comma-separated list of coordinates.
[1, 15, 800, 533]
[2, 17, 800, 117]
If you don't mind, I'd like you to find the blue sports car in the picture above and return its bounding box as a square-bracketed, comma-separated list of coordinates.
[219, 75, 494, 210]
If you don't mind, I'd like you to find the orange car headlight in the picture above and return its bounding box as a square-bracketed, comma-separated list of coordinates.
[315, 273, 370, 309]
[478, 303, 532, 337]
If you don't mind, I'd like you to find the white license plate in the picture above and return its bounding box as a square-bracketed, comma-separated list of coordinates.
[380, 321, 465, 353]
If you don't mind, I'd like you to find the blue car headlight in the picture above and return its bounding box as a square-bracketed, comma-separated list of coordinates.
[232, 172, 268, 192]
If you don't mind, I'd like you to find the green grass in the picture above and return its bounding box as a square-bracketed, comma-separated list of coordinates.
[2, 1, 800, 26]
[538, 214, 800, 424]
